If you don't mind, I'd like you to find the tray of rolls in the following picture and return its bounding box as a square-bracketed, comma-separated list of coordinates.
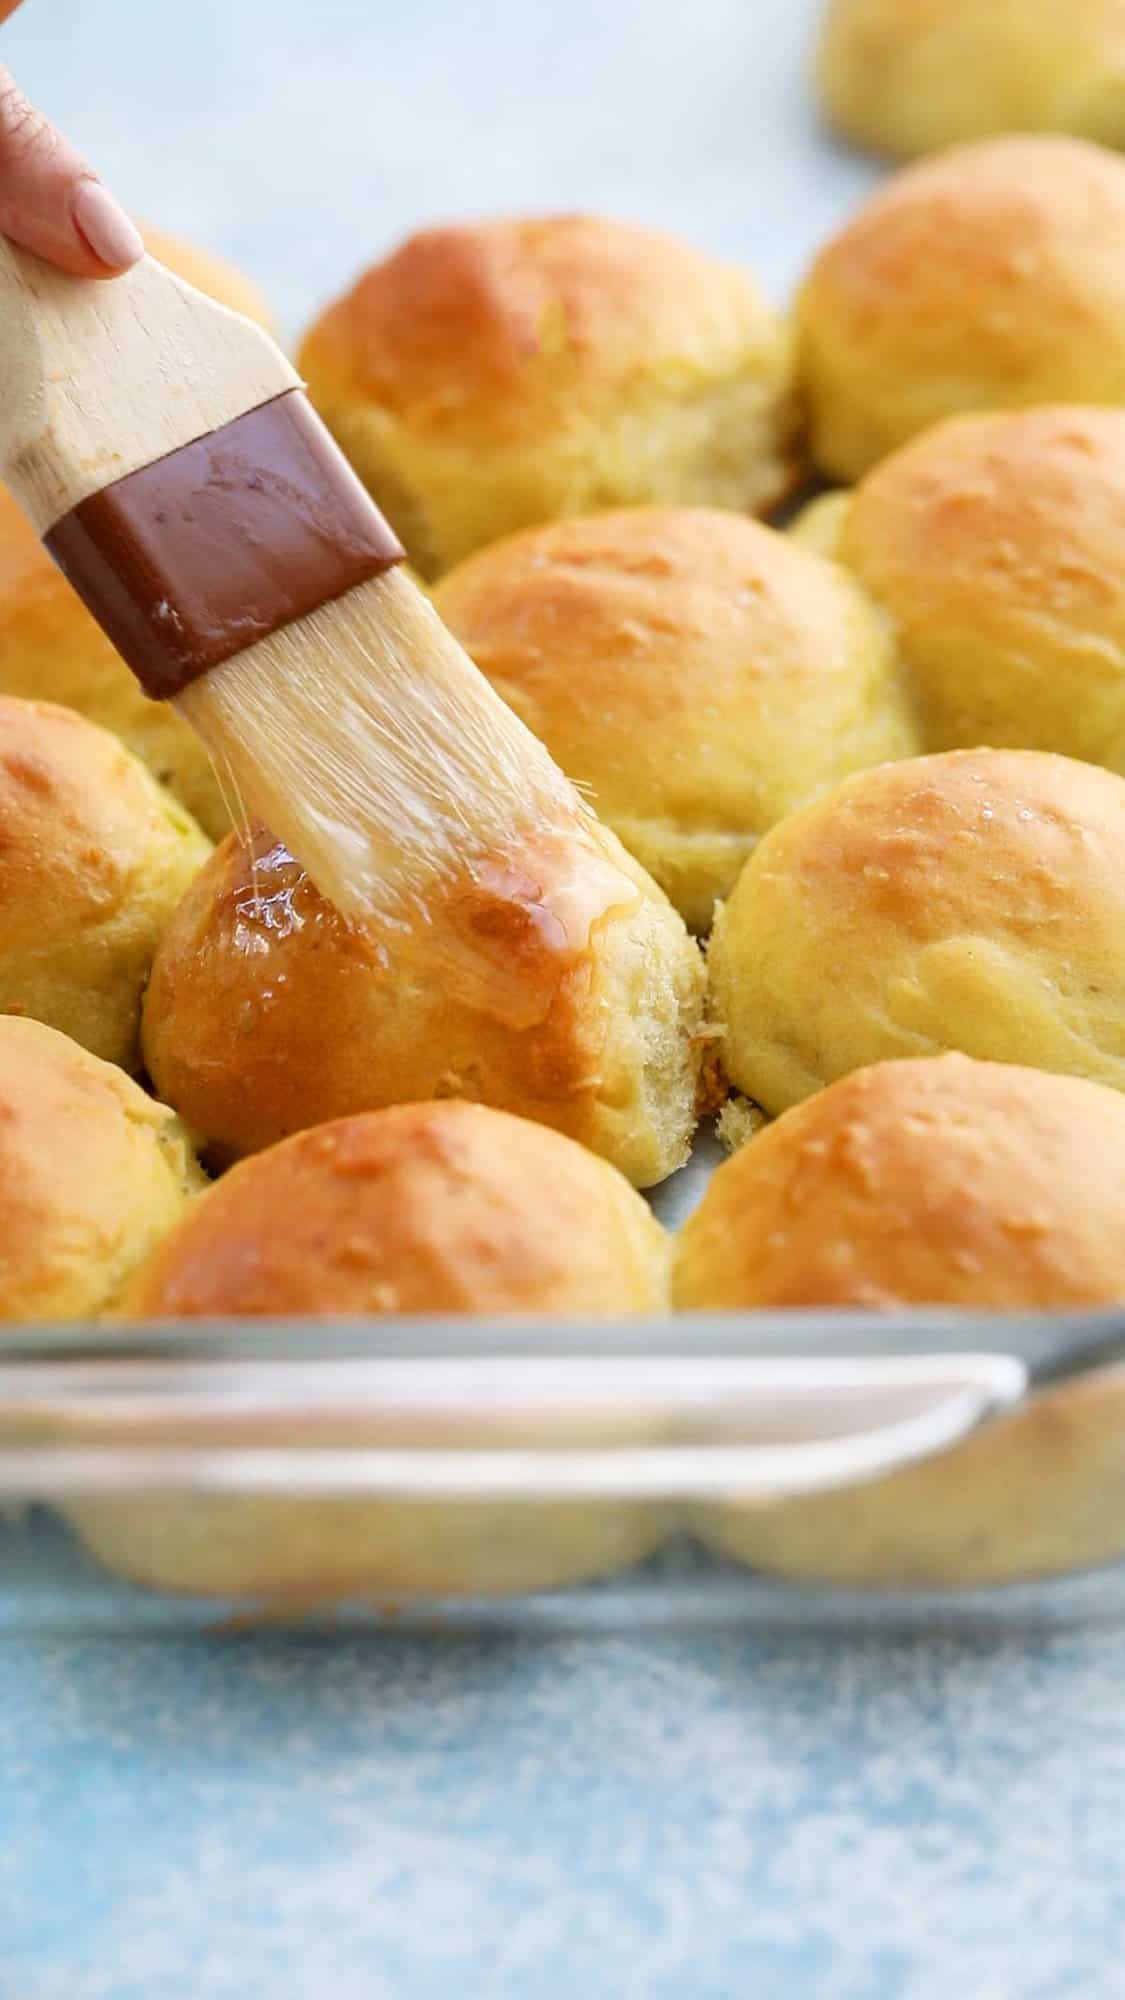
[7, 33, 1125, 1626]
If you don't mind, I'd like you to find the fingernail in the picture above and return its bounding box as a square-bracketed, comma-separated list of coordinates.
[71, 178, 144, 270]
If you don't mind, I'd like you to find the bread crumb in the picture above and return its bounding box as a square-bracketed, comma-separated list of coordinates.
[717, 1095, 768, 1153]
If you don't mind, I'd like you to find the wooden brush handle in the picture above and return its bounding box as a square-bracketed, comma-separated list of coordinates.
[0, 237, 300, 535]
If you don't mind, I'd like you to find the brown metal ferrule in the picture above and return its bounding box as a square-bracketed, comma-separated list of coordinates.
[43, 390, 405, 700]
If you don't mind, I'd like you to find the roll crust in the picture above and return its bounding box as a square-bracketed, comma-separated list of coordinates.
[124, 1100, 668, 1318]
[142, 819, 710, 1188]
[817, 0, 1125, 161]
[685, 1051, 1125, 1583]
[434, 507, 919, 930]
[0, 1017, 203, 1322]
[299, 215, 797, 575]
[75, 1103, 666, 1598]
[0, 697, 210, 1068]
[797, 136, 1125, 481]
[709, 748, 1125, 1113]
[699, 1362, 1125, 1587]
[837, 406, 1125, 772]
[674, 1053, 1125, 1310]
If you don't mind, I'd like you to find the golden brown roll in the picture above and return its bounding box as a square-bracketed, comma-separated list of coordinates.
[140, 224, 277, 330]
[828, 406, 1125, 770]
[123, 1100, 667, 1318]
[0, 697, 210, 1068]
[0, 1017, 203, 1322]
[709, 749, 1125, 1113]
[674, 1053, 1125, 1310]
[433, 508, 919, 930]
[143, 817, 710, 1189]
[70, 1102, 666, 1598]
[0, 486, 229, 836]
[677, 1053, 1125, 1584]
[816, 0, 1125, 160]
[69, 1459, 661, 1603]
[797, 136, 1125, 481]
[700, 1363, 1125, 1588]
[298, 215, 797, 577]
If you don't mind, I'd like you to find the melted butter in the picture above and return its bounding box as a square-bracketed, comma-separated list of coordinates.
[233, 838, 310, 956]
[226, 822, 642, 1034]
[437, 825, 642, 1029]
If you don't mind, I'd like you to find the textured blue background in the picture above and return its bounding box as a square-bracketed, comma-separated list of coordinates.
[3, 2, 1125, 1994]
[5, 1614, 1125, 1997]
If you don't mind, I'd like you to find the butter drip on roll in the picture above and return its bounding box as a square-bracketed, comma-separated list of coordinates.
[143, 814, 710, 1189]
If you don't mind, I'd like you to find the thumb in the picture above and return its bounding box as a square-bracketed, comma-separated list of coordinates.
[0, 65, 143, 276]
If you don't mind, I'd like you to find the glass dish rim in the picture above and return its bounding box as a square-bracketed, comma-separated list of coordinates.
[0, 1307, 1122, 1505]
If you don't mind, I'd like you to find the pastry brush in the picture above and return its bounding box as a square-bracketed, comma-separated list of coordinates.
[0, 239, 599, 927]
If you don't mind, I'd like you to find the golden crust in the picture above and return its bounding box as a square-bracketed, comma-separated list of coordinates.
[797, 136, 1125, 481]
[124, 1100, 668, 1318]
[0, 486, 230, 836]
[0, 698, 210, 1068]
[0, 1017, 203, 1322]
[709, 748, 1125, 1113]
[298, 215, 797, 575]
[76, 1101, 666, 1597]
[841, 406, 1125, 769]
[817, 0, 1125, 160]
[674, 1053, 1125, 1310]
[699, 1363, 1125, 1587]
[687, 1054, 1125, 1586]
[434, 507, 919, 930]
[142, 819, 708, 1189]
[69, 1486, 660, 1601]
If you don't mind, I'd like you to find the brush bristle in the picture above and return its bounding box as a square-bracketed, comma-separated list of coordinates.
[176, 568, 589, 925]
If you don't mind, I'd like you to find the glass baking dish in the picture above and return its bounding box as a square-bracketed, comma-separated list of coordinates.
[4, 1312, 1125, 1634]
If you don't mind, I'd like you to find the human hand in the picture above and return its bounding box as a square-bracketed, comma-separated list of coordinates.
[0, 1, 143, 276]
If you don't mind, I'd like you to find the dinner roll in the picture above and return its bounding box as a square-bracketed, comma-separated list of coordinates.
[70, 1440, 661, 1602]
[787, 490, 850, 562]
[0, 698, 210, 1068]
[798, 137, 1125, 481]
[0, 1017, 203, 1322]
[709, 749, 1125, 1113]
[699, 1363, 1125, 1588]
[833, 406, 1125, 770]
[123, 1101, 667, 1318]
[817, 0, 1125, 160]
[298, 214, 797, 577]
[434, 508, 919, 930]
[71, 1103, 666, 1598]
[0, 486, 229, 836]
[72, 1474, 660, 1601]
[143, 818, 710, 1188]
[681, 1056, 1125, 1583]
[674, 1053, 1125, 1309]
[140, 224, 277, 330]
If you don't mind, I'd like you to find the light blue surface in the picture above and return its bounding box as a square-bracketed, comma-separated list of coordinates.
[4, 1611, 1125, 1997]
[2, 2, 1123, 1993]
